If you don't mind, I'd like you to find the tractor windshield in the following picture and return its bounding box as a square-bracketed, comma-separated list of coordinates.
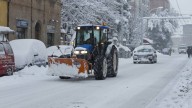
[76, 28, 100, 46]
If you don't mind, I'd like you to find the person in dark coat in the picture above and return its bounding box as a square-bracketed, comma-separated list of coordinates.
[190, 46, 192, 57]
[187, 46, 191, 58]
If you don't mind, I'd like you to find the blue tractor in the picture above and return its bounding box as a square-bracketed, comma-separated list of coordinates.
[48, 24, 119, 80]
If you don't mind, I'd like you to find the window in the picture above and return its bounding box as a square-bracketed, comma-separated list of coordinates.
[0, 44, 5, 55]
[3, 43, 13, 55]
[76, 28, 100, 45]
[101, 29, 107, 42]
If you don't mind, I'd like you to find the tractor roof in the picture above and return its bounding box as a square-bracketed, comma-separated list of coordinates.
[78, 24, 110, 29]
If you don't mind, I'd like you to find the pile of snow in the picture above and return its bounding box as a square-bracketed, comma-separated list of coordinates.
[47, 45, 74, 57]
[61, 29, 66, 33]
[118, 44, 131, 52]
[143, 38, 153, 44]
[0, 26, 14, 33]
[147, 60, 192, 108]
[15, 65, 48, 76]
[10, 39, 47, 69]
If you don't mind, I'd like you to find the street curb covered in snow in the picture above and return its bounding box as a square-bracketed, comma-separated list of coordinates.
[146, 59, 192, 108]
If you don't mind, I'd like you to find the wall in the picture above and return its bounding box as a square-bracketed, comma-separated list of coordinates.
[149, 0, 170, 11]
[8, 0, 61, 46]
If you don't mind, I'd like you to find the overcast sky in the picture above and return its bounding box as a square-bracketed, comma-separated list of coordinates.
[170, 0, 192, 15]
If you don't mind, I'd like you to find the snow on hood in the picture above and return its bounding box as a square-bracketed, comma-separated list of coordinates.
[47, 45, 74, 57]
[75, 47, 87, 51]
[10, 39, 47, 68]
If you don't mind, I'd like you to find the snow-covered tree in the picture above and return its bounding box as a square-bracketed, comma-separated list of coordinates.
[147, 9, 178, 50]
[61, 0, 131, 43]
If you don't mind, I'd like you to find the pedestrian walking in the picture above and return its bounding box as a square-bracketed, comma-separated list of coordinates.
[189, 46, 192, 57]
[169, 48, 172, 56]
[187, 46, 190, 58]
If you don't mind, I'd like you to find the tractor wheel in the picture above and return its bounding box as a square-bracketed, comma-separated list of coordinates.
[107, 47, 118, 77]
[94, 56, 107, 80]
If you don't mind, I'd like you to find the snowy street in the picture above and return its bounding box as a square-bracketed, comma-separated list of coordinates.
[0, 54, 189, 108]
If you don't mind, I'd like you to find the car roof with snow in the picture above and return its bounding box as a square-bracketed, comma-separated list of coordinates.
[134, 45, 154, 51]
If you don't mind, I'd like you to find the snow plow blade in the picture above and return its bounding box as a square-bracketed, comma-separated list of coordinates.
[47, 58, 90, 78]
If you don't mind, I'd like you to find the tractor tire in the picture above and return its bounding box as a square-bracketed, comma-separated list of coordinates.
[107, 47, 118, 77]
[94, 56, 107, 80]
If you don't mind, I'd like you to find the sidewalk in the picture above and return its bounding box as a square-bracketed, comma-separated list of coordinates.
[146, 59, 192, 108]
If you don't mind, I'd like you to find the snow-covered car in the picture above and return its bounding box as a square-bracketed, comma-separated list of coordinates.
[47, 45, 74, 58]
[178, 45, 187, 54]
[133, 45, 157, 64]
[118, 44, 132, 58]
[10, 39, 47, 70]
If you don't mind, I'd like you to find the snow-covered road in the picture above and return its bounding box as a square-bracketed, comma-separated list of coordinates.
[0, 54, 189, 108]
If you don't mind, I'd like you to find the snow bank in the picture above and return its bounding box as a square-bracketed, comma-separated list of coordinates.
[10, 39, 47, 69]
[147, 60, 192, 108]
[15, 65, 48, 76]
[118, 44, 131, 52]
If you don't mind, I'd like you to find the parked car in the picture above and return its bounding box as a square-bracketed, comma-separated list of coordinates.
[10, 39, 47, 70]
[47, 45, 74, 58]
[178, 45, 187, 54]
[0, 26, 15, 76]
[133, 45, 157, 64]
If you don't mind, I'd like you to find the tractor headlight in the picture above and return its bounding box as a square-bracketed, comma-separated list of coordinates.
[81, 50, 88, 54]
[74, 50, 88, 55]
[74, 51, 80, 55]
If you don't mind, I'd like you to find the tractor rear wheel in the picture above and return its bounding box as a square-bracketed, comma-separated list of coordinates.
[94, 56, 107, 80]
[107, 47, 118, 77]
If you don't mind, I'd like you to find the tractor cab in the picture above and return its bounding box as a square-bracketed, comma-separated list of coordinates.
[75, 25, 109, 53]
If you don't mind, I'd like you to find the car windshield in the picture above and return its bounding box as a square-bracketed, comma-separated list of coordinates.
[137, 48, 152, 52]
[179, 47, 186, 49]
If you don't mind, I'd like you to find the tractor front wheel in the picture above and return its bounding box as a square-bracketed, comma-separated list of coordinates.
[94, 56, 107, 80]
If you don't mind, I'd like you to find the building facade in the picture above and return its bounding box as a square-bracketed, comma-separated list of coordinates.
[0, 0, 8, 26]
[0, 0, 61, 47]
[149, 0, 170, 11]
[183, 24, 192, 46]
